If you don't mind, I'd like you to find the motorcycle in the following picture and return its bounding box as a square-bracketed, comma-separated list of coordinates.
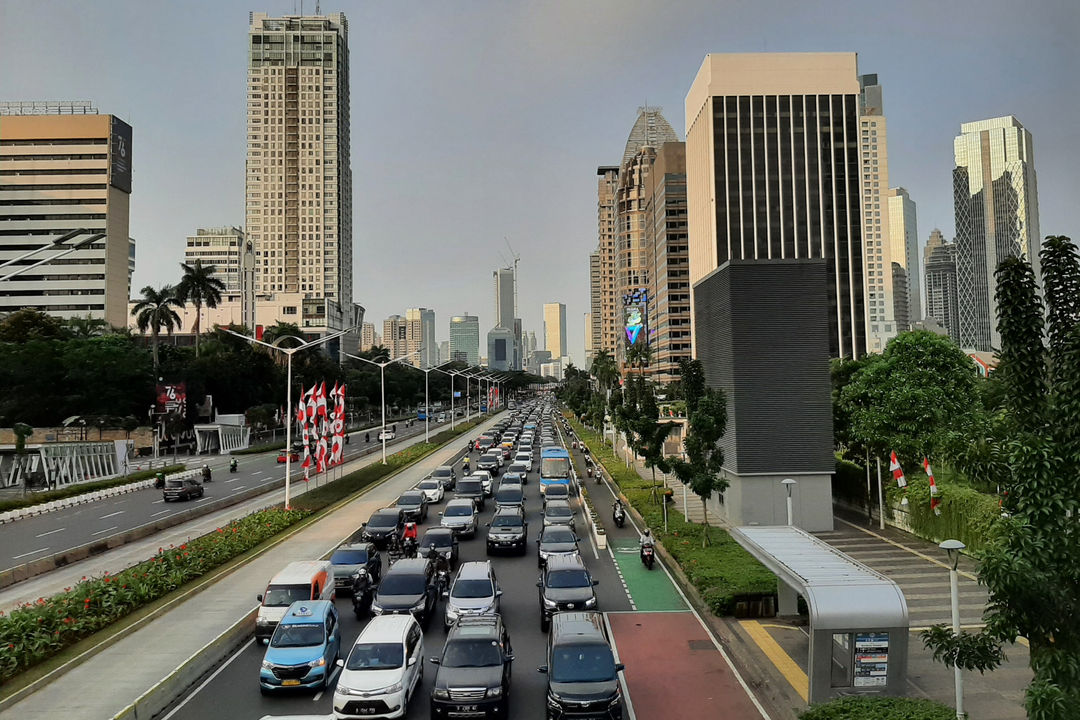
[202, 467, 212, 483]
[572, 440, 578, 450]
[229, 459, 238, 473]
[613, 502, 626, 528]
[586, 465, 593, 478]
[402, 536, 418, 559]
[351, 568, 375, 619]
[640, 543, 655, 570]
[154, 472, 165, 489]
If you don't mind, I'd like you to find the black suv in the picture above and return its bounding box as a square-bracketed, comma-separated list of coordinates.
[361, 507, 405, 549]
[430, 465, 456, 490]
[455, 478, 486, 511]
[486, 506, 527, 555]
[162, 477, 204, 502]
[420, 527, 460, 569]
[430, 614, 513, 719]
[396, 490, 429, 522]
[476, 453, 501, 476]
[537, 554, 598, 631]
[539, 611, 624, 719]
[328, 540, 381, 595]
[371, 557, 438, 628]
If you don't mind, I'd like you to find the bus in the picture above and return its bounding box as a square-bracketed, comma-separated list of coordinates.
[417, 406, 429, 420]
[539, 447, 572, 495]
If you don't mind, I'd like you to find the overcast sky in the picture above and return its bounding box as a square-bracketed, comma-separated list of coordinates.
[2, 0, 1077, 364]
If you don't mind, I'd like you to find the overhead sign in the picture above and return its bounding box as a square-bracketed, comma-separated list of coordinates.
[109, 116, 132, 193]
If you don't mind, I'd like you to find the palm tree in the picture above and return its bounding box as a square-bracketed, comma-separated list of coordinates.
[590, 350, 619, 391]
[625, 341, 652, 379]
[65, 314, 109, 339]
[176, 259, 226, 357]
[131, 285, 183, 370]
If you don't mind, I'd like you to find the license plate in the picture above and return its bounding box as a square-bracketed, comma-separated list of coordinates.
[281, 679, 301, 686]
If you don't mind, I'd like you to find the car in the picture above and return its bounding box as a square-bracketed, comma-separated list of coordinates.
[543, 499, 576, 530]
[371, 557, 438, 629]
[500, 469, 525, 487]
[513, 452, 533, 471]
[486, 506, 528, 555]
[541, 483, 570, 506]
[276, 450, 300, 463]
[429, 465, 456, 490]
[443, 561, 502, 630]
[429, 615, 513, 719]
[475, 436, 495, 452]
[493, 485, 524, 510]
[437, 413, 447, 423]
[416, 478, 445, 504]
[537, 524, 581, 568]
[499, 446, 512, 461]
[259, 600, 341, 693]
[454, 478, 486, 511]
[537, 554, 599, 630]
[419, 527, 460, 569]
[539, 612, 624, 719]
[333, 614, 424, 719]
[378, 430, 396, 441]
[468, 470, 494, 496]
[362, 508, 406, 549]
[476, 453, 501, 477]
[329, 541, 381, 595]
[396, 490, 429, 523]
[162, 477, 204, 502]
[440, 498, 479, 538]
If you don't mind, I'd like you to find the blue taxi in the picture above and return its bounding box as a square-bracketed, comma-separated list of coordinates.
[259, 600, 341, 693]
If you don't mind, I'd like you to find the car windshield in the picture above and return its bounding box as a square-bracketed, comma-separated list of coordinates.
[263, 584, 310, 607]
[441, 638, 502, 668]
[432, 468, 451, 478]
[378, 574, 427, 596]
[541, 458, 571, 478]
[509, 464, 528, 473]
[346, 642, 404, 671]
[451, 578, 493, 599]
[421, 532, 452, 548]
[330, 549, 368, 565]
[458, 481, 482, 494]
[419, 480, 440, 490]
[496, 490, 522, 503]
[546, 505, 573, 518]
[445, 505, 473, 517]
[547, 569, 591, 588]
[491, 514, 521, 527]
[542, 527, 576, 544]
[546, 487, 568, 499]
[270, 622, 324, 648]
[398, 493, 423, 506]
[164, 480, 185, 489]
[368, 513, 398, 528]
[551, 644, 616, 683]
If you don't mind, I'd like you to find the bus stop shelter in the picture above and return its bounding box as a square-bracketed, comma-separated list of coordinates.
[731, 525, 909, 703]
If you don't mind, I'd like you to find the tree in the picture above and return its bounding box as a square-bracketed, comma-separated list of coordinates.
[176, 259, 226, 358]
[625, 341, 652, 379]
[631, 386, 675, 502]
[64, 314, 110, 339]
[0, 308, 67, 343]
[590, 350, 619, 392]
[131, 285, 183, 370]
[1039, 236, 1080, 384]
[667, 360, 728, 547]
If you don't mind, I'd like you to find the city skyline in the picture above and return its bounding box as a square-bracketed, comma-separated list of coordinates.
[2, 1, 1077, 363]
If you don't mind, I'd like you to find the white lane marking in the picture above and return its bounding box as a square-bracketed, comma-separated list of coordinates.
[35, 527, 66, 538]
[90, 526, 118, 536]
[151, 499, 165, 504]
[224, 477, 240, 483]
[197, 497, 213, 502]
[231, 486, 247, 492]
[160, 637, 255, 720]
[253, 470, 265, 475]
[313, 665, 342, 702]
[99, 510, 125, 519]
[12, 547, 50, 560]
[607, 546, 637, 611]
[150, 510, 171, 517]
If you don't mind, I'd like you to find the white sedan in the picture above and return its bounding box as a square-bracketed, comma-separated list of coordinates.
[416, 478, 445, 503]
[377, 430, 396, 441]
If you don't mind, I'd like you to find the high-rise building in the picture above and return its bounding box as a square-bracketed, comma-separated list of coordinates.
[383, 314, 407, 358]
[438, 340, 449, 364]
[449, 314, 479, 365]
[595, 167, 620, 356]
[686, 53, 867, 359]
[924, 229, 959, 342]
[887, 187, 920, 331]
[587, 251, 602, 358]
[486, 326, 514, 371]
[543, 302, 567, 358]
[493, 268, 515, 329]
[246, 12, 359, 352]
[584, 313, 595, 363]
[405, 307, 436, 368]
[953, 116, 1040, 351]
[0, 101, 133, 328]
[646, 141, 692, 384]
[359, 322, 377, 351]
[184, 226, 256, 329]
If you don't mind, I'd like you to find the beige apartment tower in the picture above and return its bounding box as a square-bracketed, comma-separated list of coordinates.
[594, 167, 620, 356]
[543, 302, 567, 359]
[383, 315, 407, 359]
[184, 226, 256, 329]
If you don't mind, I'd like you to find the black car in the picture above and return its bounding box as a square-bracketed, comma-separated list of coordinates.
[430, 465, 456, 490]
[328, 541, 381, 595]
[371, 557, 438, 629]
[476, 453, 501, 477]
[396, 490, 430, 523]
[486, 506, 528, 555]
[162, 477, 204, 502]
[430, 615, 513, 719]
[455, 478, 486, 511]
[539, 612, 624, 719]
[493, 485, 524, 510]
[537, 554, 598, 631]
[420, 527, 460, 569]
[362, 508, 406, 549]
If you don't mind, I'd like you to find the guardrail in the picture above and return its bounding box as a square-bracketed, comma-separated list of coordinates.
[0, 473, 186, 525]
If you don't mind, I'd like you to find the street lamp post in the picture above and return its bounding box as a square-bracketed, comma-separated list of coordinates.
[224, 326, 355, 509]
[432, 365, 471, 430]
[781, 478, 797, 526]
[0, 228, 88, 272]
[0, 234, 104, 282]
[345, 350, 420, 463]
[940, 539, 967, 720]
[413, 360, 452, 442]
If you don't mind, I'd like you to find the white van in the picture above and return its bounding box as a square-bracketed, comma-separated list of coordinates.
[255, 560, 334, 643]
[333, 614, 424, 719]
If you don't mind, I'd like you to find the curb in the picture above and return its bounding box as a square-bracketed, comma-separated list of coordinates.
[0, 477, 169, 525]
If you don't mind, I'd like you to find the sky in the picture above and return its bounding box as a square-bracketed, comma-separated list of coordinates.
[2, 0, 1078, 365]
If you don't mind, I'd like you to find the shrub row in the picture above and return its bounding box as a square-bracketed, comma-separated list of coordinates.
[799, 695, 955, 720]
[0, 465, 186, 514]
[885, 474, 1001, 553]
[566, 416, 776, 615]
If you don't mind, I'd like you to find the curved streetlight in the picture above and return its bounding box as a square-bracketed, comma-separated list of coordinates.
[939, 539, 967, 720]
[398, 359, 454, 442]
[0, 233, 104, 282]
[344, 350, 420, 463]
[432, 364, 472, 430]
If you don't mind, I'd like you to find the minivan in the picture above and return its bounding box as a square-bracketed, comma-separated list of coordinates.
[443, 561, 501, 630]
[259, 600, 341, 693]
[256, 560, 334, 643]
[538, 611, 624, 719]
[334, 614, 424, 719]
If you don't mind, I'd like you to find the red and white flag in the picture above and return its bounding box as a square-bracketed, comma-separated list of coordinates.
[924, 457, 941, 516]
[889, 451, 908, 488]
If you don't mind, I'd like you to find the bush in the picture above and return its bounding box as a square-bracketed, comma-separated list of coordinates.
[886, 474, 1001, 553]
[799, 696, 955, 720]
[832, 454, 868, 506]
[0, 465, 186, 513]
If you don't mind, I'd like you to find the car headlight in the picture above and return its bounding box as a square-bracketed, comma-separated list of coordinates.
[609, 686, 623, 706]
[308, 656, 327, 668]
[370, 601, 383, 615]
[433, 688, 450, 700]
[380, 681, 404, 695]
[542, 596, 557, 609]
[487, 686, 503, 698]
[446, 607, 459, 620]
[411, 598, 428, 612]
[547, 691, 562, 709]
[585, 597, 597, 608]
[261, 660, 274, 670]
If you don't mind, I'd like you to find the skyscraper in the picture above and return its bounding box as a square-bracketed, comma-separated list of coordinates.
[449, 314, 479, 365]
[953, 116, 1040, 351]
[406, 307, 436, 368]
[246, 12, 359, 349]
[383, 314, 407, 358]
[359, 322, 377, 351]
[486, 326, 514, 371]
[184, 227, 256, 329]
[887, 187, 920, 330]
[587, 251, 602, 359]
[924, 229, 959, 342]
[543, 302, 567, 358]
[493, 268, 515, 329]
[595, 167, 620, 356]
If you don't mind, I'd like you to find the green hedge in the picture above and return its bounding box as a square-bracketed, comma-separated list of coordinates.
[886, 474, 1001, 553]
[0, 465, 186, 513]
[832, 454, 868, 506]
[566, 416, 776, 615]
[800, 696, 955, 720]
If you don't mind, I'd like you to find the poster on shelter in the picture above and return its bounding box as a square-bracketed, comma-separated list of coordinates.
[853, 632, 889, 687]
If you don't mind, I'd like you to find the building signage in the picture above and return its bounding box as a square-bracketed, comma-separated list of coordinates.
[155, 383, 187, 417]
[853, 632, 889, 687]
[109, 116, 133, 193]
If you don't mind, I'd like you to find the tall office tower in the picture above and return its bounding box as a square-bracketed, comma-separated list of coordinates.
[438, 340, 449, 364]
[588, 251, 602, 358]
[405, 307, 436, 368]
[646, 141, 692, 385]
[886, 187, 920, 330]
[512, 318, 523, 371]
[858, 74, 897, 353]
[527, 331, 537, 354]
[584, 313, 595, 363]
[924, 229, 959, 342]
[493, 268, 515, 329]
[953, 116, 1040, 351]
[595, 167, 620, 355]
[0, 101, 132, 328]
[246, 12, 359, 352]
[383, 314, 407, 358]
[486, 326, 514, 371]
[543, 302, 567, 358]
[184, 227, 256, 329]
[449, 314, 480, 365]
[359, 322, 377, 351]
[687, 53, 867, 360]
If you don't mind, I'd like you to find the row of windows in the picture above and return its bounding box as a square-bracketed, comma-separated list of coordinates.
[0, 213, 106, 221]
[0, 169, 106, 177]
[0, 288, 104, 296]
[0, 198, 103, 206]
[0, 183, 107, 191]
[0, 302, 105, 311]
[0, 138, 106, 147]
[0, 228, 104, 237]
[0, 153, 108, 162]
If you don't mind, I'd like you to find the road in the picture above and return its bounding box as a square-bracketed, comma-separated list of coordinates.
[0, 416, 460, 578]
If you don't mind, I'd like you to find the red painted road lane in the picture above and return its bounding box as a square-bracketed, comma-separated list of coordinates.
[609, 612, 763, 720]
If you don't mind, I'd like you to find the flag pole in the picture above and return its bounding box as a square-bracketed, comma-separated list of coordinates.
[877, 457, 885, 530]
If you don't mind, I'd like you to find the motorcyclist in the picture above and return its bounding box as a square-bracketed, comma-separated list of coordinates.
[229, 458, 238, 472]
[462, 456, 471, 473]
[402, 522, 419, 557]
[201, 464, 211, 483]
[639, 529, 653, 553]
[365, 432, 370, 443]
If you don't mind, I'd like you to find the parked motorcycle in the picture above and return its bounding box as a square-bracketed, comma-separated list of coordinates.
[612, 501, 626, 528]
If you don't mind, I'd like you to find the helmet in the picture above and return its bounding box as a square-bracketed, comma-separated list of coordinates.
[643, 529, 651, 537]
[203, 464, 209, 469]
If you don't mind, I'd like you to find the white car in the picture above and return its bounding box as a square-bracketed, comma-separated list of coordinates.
[333, 614, 424, 719]
[416, 478, 444, 504]
[378, 430, 396, 441]
[437, 413, 447, 423]
[468, 470, 493, 496]
[513, 451, 533, 471]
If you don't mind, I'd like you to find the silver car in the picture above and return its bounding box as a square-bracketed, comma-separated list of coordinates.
[443, 560, 501, 630]
[543, 499, 576, 530]
[440, 499, 478, 538]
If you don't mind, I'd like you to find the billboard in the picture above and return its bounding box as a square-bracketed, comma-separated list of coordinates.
[109, 116, 133, 193]
[155, 382, 186, 417]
